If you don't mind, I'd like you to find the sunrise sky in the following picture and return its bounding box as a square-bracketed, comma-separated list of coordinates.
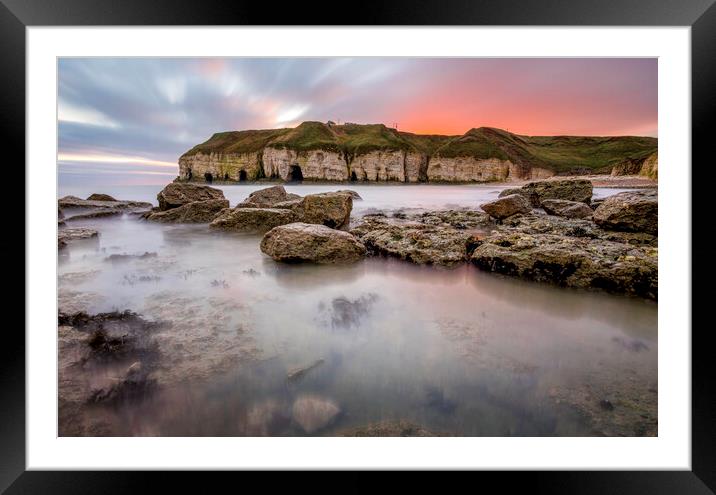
[58, 57, 657, 184]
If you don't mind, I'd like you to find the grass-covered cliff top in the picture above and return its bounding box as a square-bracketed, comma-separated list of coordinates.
[181, 122, 657, 172]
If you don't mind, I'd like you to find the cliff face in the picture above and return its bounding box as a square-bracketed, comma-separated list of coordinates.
[177, 122, 657, 184]
[178, 151, 262, 182]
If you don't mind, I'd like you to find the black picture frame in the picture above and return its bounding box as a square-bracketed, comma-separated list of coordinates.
[3, 0, 711, 491]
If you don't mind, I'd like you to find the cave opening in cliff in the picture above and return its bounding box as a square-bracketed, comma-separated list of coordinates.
[288, 165, 303, 182]
[239, 170, 247, 182]
[204, 172, 213, 183]
[350, 171, 357, 182]
[224, 173, 229, 181]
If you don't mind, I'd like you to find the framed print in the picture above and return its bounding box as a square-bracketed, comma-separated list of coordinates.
[4, 0, 712, 491]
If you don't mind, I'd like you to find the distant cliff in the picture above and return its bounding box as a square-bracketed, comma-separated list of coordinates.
[178, 122, 658, 184]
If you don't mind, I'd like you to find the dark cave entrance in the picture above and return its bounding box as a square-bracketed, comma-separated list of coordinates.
[239, 170, 248, 182]
[204, 172, 213, 183]
[224, 173, 230, 181]
[350, 171, 357, 182]
[287, 165, 303, 182]
[187, 169, 193, 180]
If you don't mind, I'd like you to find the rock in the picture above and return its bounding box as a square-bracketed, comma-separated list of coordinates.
[58, 196, 152, 210]
[156, 182, 226, 211]
[541, 199, 594, 219]
[104, 252, 157, 263]
[498, 187, 527, 199]
[480, 194, 532, 220]
[593, 190, 658, 235]
[340, 420, 438, 437]
[291, 395, 341, 433]
[324, 294, 378, 329]
[286, 359, 325, 383]
[294, 192, 353, 229]
[471, 232, 658, 299]
[58, 227, 98, 248]
[58, 208, 65, 220]
[237, 185, 300, 208]
[210, 207, 295, 233]
[63, 209, 127, 221]
[260, 223, 366, 264]
[145, 198, 229, 223]
[335, 189, 362, 200]
[86, 193, 117, 202]
[271, 199, 303, 209]
[351, 215, 479, 266]
[521, 179, 593, 206]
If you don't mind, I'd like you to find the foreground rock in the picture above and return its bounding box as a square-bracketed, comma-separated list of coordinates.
[58, 227, 98, 249]
[237, 185, 300, 208]
[291, 395, 341, 434]
[340, 420, 438, 437]
[293, 191, 353, 229]
[145, 198, 229, 223]
[500, 179, 593, 207]
[210, 207, 295, 233]
[156, 182, 226, 211]
[58, 195, 152, 210]
[480, 194, 531, 220]
[593, 190, 658, 235]
[86, 193, 117, 202]
[261, 223, 366, 264]
[541, 199, 594, 219]
[351, 215, 482, 265]
[471, 232, 657, 299]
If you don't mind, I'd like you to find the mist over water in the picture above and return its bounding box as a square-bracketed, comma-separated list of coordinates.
[58, 182, 657, 436]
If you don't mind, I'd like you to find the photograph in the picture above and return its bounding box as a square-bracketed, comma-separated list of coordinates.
[56, 56, 659, 438]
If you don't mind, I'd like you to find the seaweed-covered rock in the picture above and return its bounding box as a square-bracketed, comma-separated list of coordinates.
[471, 232, 658, 299]
[351, 215, 478, 266]
[593, 190, 658, 235]
[294, 192, 353, 229]
[156, 182, 225, 211]
[237, 185, 300, 208]
[145, 198, 229, 223]
[521, 179, 593, 206]
[480, 194, 531, 219]
[261, 223, 366, 264]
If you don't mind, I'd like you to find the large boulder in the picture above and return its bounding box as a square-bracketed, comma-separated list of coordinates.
[593, 190, 658, 235]
[521, 179, 593, 206]
[210, 207, 295, 233]
[86, 193, 117, 202]
[260, 223, 366, 264]
[156, 183, 225, 211]
[145, 199, 229, 223]
[541, 199, 594, 219]
[350, 215, 478, 266]
[471, 232, 657, 299]
[291, 395, 341, 434]
[294, 192, 353, 229]
[480, 194, 531, 220]
[237, 185, 300, 208]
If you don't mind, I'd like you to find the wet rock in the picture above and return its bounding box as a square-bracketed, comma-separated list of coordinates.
[86, 193, 117, 202]
[471, 232, 658, 299]
[541, 199, 594, 219]
[64, 208, 127, 221]
[58, 208, 65, 220]
[286, 359, 325, 383]
[340, 420, 438, 437]
[58, 195, 152, 210]
[480, 194, 532, 220]
[521, 179, 593, 206]
[58, 227, 98, 248]
[271, 199, 303, 209]
[293, 191, 353, 229]
[324, 294, 378, 329]
[209, 207, 295, 233]
[351, 215, 478, 266]
[88, 361, 156, 403]
[498, 187, 527, 199]
[260, 223, 366, 264]
[414, 209, 493, 230]
[291, 395, 341, 434]
[145, 198, 229, 223]
[156, 182, 226, 211]
[593, 190, 658, 235]
[104, 252, 158, 263]
[237, 185, 301, 208]
[336, 189, 362, 200]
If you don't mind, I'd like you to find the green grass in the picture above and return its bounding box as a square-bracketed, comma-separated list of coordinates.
[181, 123, 657, 173]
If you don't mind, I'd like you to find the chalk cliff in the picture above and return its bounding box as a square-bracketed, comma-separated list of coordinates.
[177, 122, 657, 184]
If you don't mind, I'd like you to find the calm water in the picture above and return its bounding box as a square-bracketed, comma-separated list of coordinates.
[58, 183, 657, 436]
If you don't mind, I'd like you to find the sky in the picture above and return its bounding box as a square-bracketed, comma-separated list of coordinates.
[58, 57, 657, 184]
